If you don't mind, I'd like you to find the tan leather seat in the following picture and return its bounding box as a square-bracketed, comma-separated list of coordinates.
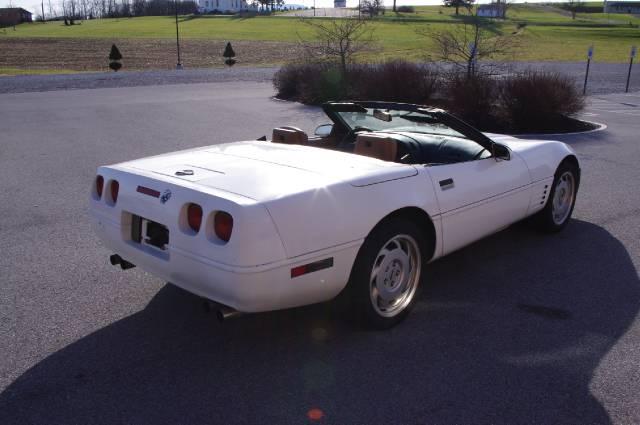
[272, 127, 308, 145]
[354, 134, 398, 162]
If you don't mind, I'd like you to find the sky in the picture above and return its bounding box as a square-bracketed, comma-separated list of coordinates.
[1, 0, 627, 18]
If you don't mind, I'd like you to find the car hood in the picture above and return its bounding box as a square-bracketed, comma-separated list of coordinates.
[118, 141, 417, 201]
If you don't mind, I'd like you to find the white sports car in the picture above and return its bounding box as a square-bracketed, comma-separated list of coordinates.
[90, 102, 580, 328]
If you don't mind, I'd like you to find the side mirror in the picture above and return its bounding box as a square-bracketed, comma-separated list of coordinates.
[492, 143, 510, 161]
[314, 124, 333, 137]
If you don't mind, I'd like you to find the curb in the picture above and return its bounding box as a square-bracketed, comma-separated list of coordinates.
[503, 119, 608, 138]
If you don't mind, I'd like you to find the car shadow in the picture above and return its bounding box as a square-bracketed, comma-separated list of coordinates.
[0, 220, 636, 424]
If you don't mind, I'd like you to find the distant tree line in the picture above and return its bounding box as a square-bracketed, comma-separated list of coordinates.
[41, 0, 197, 21]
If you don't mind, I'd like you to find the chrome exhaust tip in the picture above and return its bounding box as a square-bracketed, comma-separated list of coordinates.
[216, 306, 243, 322]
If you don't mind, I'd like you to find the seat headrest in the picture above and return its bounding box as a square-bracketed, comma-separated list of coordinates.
[272, 127, 309, 145]
[354, 134, 398, 162]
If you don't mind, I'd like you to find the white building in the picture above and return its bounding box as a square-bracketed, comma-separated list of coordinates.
[477, 1, 505, 18]
[198, 0, 255, 13]
[603, 1, 640, 14]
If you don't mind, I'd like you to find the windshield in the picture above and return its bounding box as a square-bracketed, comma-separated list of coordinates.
[336, 108, 470, 139]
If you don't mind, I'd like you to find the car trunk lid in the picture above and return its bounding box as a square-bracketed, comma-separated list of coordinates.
[119, 141, 417, 201]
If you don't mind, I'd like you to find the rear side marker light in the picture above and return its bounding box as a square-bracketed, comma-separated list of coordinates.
[110, 180, 119, 204]
[96, 175, 104, 198]
[214, 211, 233, 242]
[187, 203, 203, 233]
[291, 258, 334, 278]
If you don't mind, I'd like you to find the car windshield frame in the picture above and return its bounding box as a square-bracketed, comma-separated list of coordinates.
[322, 101, 495, 151]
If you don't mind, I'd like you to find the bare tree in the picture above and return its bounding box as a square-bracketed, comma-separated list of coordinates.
[69, 0, 78, 18]
[418, 17, 520, 77]
[132, 0, 145, 15]
[298, 17, 376, 77]
[80, 0, 89, 18]
[564, 0, 584, 19]
[361, 0, 384, 16]
[498, 0, 511, 18]
[47, 0, 55, 18]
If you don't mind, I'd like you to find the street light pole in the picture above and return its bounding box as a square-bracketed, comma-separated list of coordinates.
[175, 0, 183, 69]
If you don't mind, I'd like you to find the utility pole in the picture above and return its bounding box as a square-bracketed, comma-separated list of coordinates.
[174, 0, 182, 69]
[41, 0, 45, 22]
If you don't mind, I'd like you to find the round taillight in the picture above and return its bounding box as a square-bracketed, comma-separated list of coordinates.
[214, 211, 233, 242]
[110, 180, 119, 204]
[187, 203, 203, 233]
[96, 175, 104, 198]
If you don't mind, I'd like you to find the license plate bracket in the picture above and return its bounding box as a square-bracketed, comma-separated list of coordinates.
[132, 215, 169, 250]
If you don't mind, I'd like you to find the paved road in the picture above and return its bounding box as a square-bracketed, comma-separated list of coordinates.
[0, 83, 639, 424]
[0, 60, 638, 95]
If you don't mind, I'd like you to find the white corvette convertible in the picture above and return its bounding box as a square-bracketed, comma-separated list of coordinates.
[90, 102, 580, 328]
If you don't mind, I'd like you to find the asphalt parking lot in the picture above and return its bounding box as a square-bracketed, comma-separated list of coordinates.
[1, 83, 639, 424]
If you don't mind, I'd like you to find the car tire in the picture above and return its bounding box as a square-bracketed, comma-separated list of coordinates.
[345, 218, 428, 329]
[533, 160, 580, 233]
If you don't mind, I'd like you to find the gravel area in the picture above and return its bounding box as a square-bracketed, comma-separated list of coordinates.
[0, 60, 637, 95]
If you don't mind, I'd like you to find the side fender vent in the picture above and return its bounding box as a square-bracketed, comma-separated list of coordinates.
[540, 184, 549, 205]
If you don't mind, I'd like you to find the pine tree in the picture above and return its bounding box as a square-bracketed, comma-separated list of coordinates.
[109, 44, 123, 61]
[223, 42, 236, 66]
[109, 44, 123, 71]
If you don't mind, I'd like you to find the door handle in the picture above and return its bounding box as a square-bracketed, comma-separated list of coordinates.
[439, 178, 454, 190]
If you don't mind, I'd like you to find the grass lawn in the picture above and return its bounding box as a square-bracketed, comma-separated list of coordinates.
[1, 3, 638, 72]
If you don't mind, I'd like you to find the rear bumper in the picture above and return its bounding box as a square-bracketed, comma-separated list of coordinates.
[91, 210, 361, 313]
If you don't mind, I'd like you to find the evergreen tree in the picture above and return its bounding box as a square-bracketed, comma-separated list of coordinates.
[109, 44, 123, 71]
[223, 42, 236, 66]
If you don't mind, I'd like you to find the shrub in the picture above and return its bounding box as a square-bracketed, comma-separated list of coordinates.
[396, 5, 415, 12]
[274, 63, 328, 101]
[274, 63, 585, 134]
[498, 70, 585, 132]
[350, 61, 439, 104]
[443, 72, 499, 130]
[274, 61, 438, 105]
